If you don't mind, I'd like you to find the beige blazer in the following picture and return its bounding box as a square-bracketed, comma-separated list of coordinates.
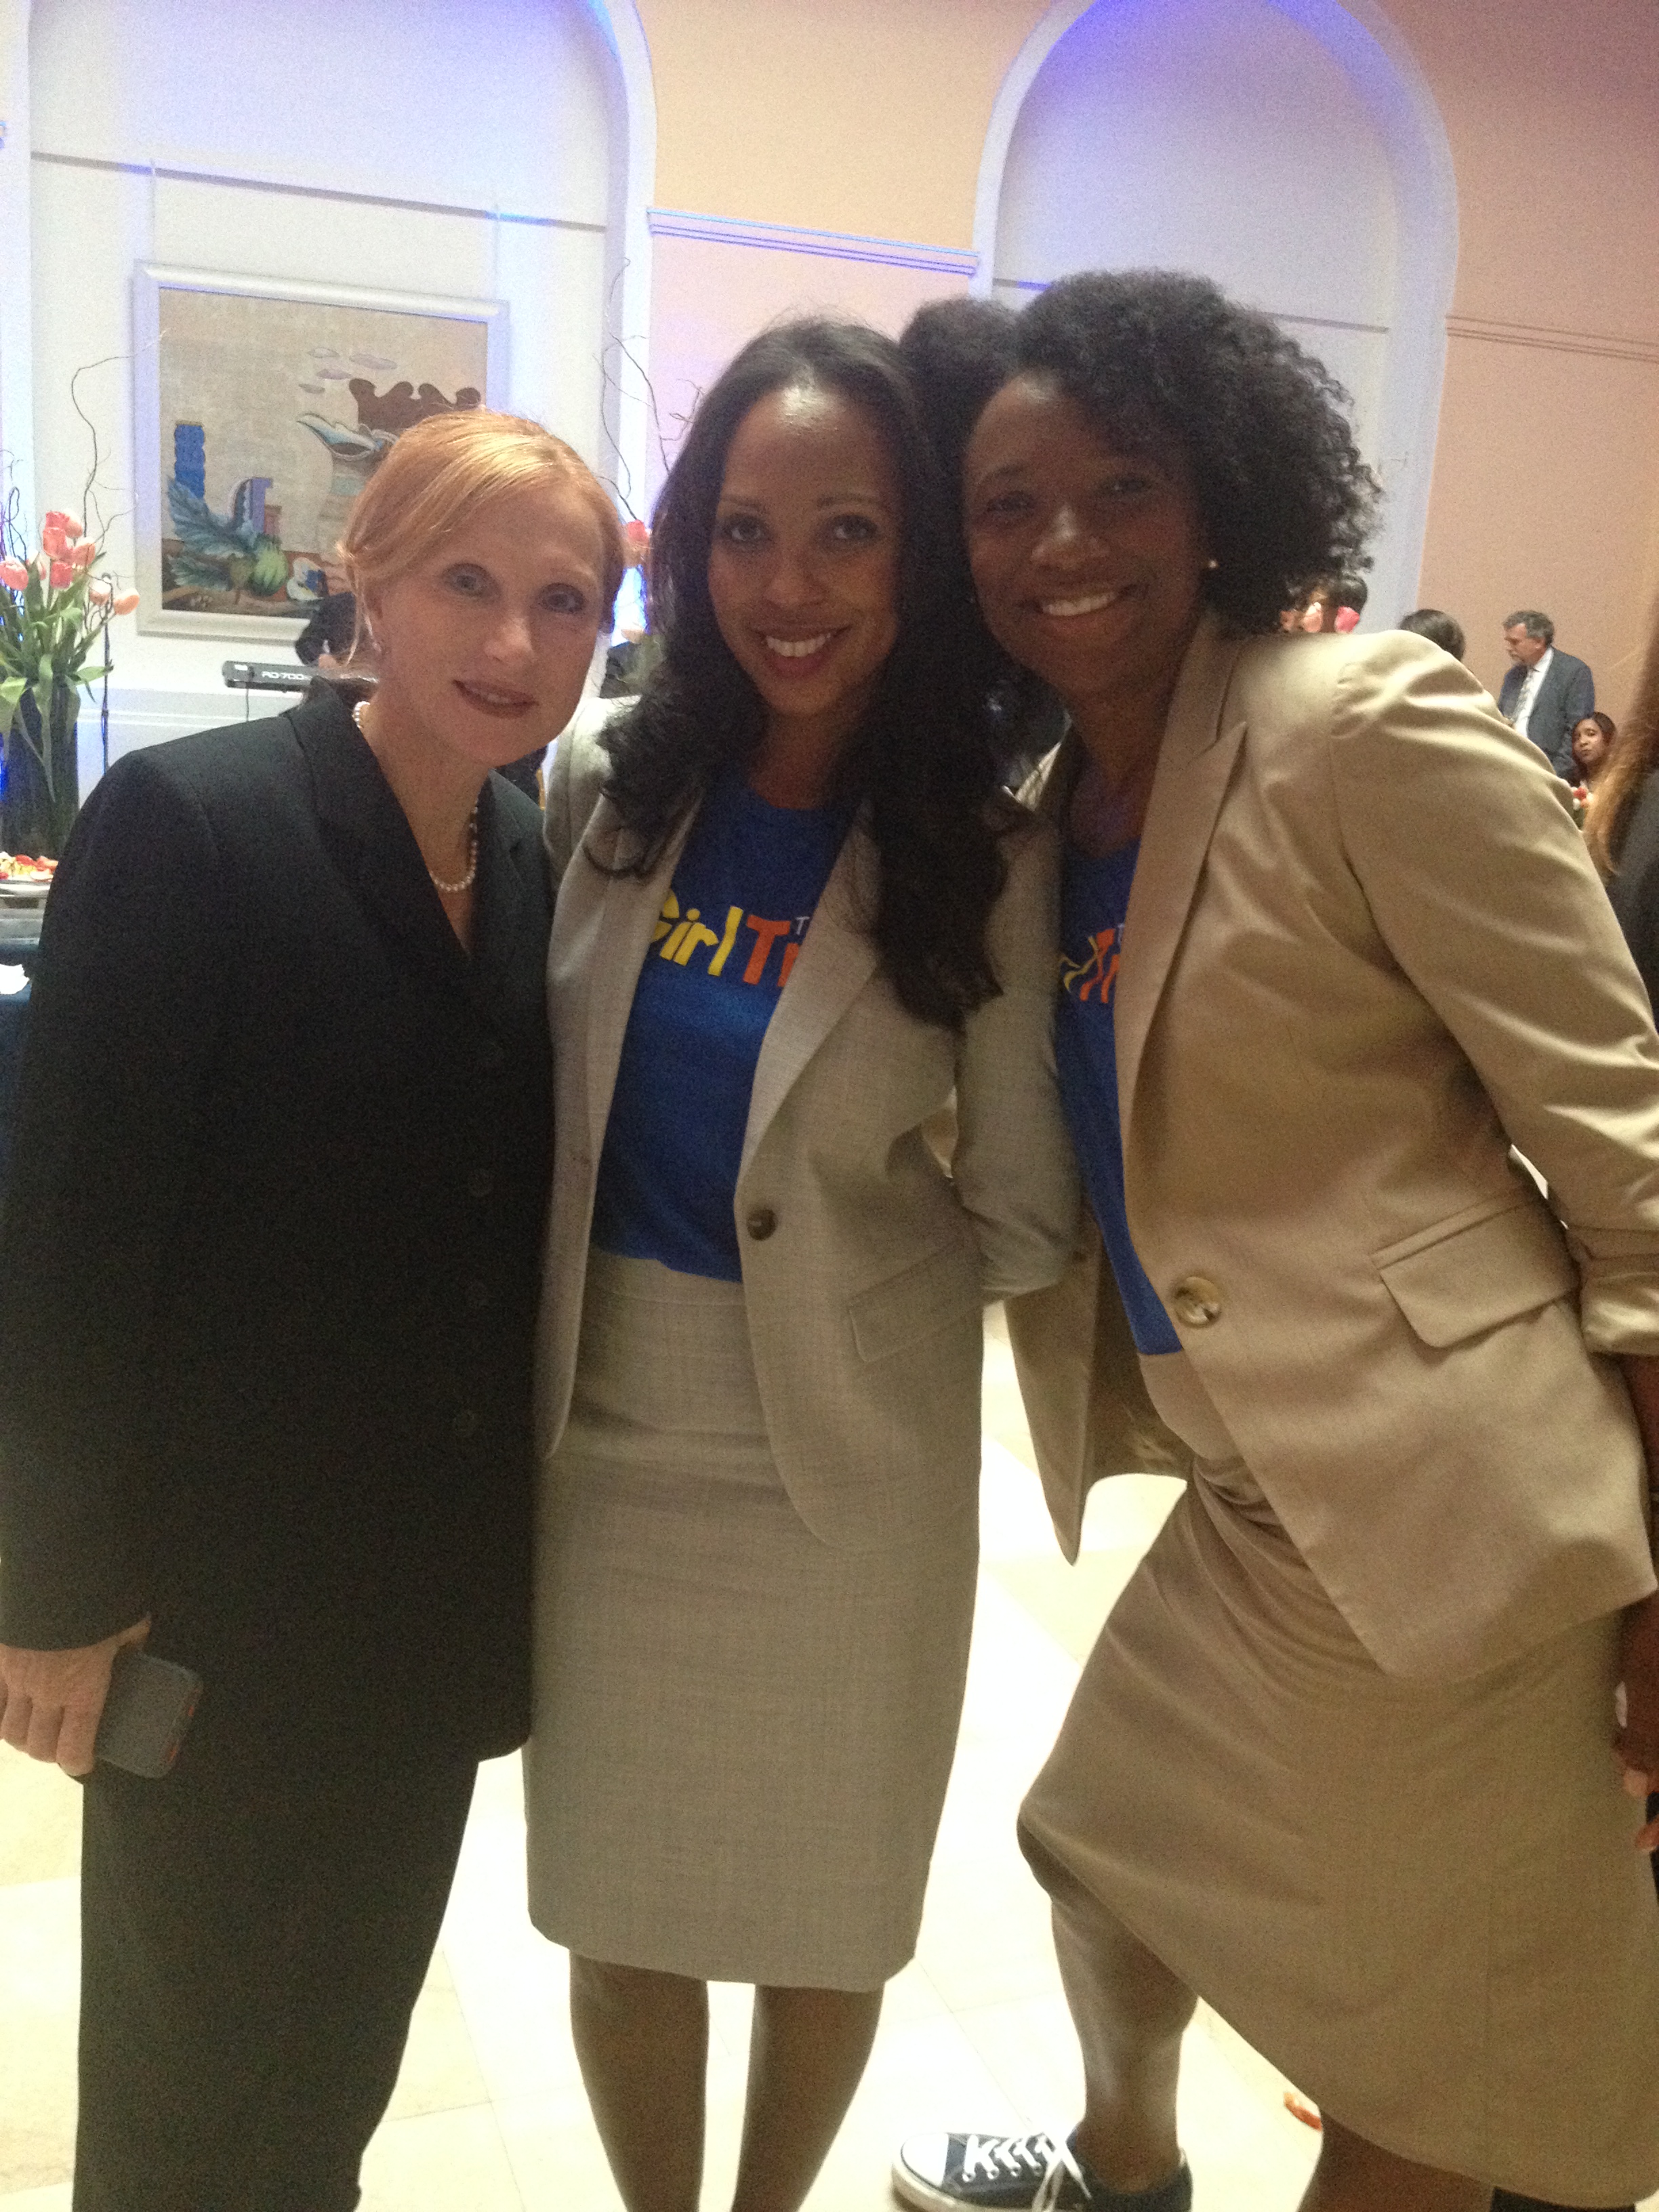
[537, 728, 1080, 1551]
[1008, 613, 1659, 1681]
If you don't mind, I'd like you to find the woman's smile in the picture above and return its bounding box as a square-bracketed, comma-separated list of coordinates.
[454, 678, 537, 716]
[1033, 585, 1133, 619]
[758, 626, 844, 669]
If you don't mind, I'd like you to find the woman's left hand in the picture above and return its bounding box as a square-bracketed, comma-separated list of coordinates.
[1617, 1592, 1659, 1851]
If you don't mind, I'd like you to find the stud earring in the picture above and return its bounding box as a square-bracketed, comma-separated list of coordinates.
[1204, 558, 1219, 572]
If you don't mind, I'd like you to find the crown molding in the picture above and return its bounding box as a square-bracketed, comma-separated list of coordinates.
[647, 207, 977, 279]
[1446, 314, 1659, 366]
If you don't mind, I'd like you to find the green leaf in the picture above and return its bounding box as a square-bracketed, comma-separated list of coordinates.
[0, 675, 26, 723]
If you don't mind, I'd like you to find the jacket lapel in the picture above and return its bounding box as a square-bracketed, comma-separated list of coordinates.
[1113, 614, 1248, 1136]
[740, 819, 881, 1178]
[574, 802, 696, 1162]
[466, 777, 540, 1017]
[292, 692, 471, 992]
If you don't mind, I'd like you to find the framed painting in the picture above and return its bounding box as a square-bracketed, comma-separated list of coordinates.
[132, 266, 508, 641]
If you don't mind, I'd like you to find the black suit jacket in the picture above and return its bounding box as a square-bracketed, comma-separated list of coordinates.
[0, 689, 552, 1760]
[1498, 648, 1595, 777]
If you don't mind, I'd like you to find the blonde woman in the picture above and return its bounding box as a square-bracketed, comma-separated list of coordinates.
[0, 410, 623, 2211]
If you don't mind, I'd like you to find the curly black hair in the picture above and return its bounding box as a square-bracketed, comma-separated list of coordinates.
[903, 270, 1378, 636]
[597, 316, 1012, 1030]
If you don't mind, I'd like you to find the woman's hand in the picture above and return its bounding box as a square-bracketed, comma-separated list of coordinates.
[0, 1618, 150, 1776]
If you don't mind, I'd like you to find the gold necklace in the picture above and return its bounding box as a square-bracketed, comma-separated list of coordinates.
[352, 699, 478, 894]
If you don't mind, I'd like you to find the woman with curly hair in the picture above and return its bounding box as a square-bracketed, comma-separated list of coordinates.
[888, 272, 1659, 2212]
[524, 316, 1078, 2212]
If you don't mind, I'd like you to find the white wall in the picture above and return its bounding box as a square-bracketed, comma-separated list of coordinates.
[992, 0, 1397, 522]
[26, 0, 619, 762]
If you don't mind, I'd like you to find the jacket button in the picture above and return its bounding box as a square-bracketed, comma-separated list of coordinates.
[466, 1167, 494, 1199]
[451, 1408, 480, 1441]
[1171, 1274, 1224, 1328]
[745, 1207, 778, 1240]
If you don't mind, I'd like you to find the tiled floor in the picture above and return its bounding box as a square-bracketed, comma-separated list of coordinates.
[1, 1315, 1650, 2209]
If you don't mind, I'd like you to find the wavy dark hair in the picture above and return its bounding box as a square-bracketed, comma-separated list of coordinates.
[598, 317, 1011, 1029]
[902, 270, 1379, 638]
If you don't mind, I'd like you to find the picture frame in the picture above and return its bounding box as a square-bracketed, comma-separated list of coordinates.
[132, 266, 508, 642]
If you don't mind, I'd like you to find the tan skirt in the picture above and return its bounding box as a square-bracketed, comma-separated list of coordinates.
[1020, 1352, 1659, 2205]
[523, 1250, 978, 1989]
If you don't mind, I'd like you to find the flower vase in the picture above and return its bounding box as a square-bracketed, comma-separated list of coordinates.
[1, 679, 80, 859]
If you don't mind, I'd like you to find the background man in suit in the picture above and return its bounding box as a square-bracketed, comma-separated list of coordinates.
[1499, 609, 1595, 776]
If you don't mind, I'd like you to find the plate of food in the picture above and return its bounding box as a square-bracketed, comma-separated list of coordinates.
[0, 853, 56, 903]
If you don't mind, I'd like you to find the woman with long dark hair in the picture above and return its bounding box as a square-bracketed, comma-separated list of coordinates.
[525, 319, 1078, 2212]
[888, 273, 1659, 2212]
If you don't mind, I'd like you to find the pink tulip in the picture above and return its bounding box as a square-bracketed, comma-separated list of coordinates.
[87, 576, 115, 605]
[61, 515, 85, 543]
[0, 559, 27, 592]
[42, 508, 79, 535]
[112, 592, 140, 617]
[41, 525, 68, 558]
[33, 553, 51, 581]
[70, 540, 98, 571]
[48, 558, 73, 590]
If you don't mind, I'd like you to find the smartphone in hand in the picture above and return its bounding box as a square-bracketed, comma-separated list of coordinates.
[95, 1647, 203, 1778]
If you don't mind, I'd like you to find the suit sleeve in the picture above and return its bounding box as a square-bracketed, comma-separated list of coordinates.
[0, 752, 232, 1647]
[1326, 634, 1659, 1355]
[544, 703, 631, 889]
[542, 724, 583, 888]
[951, 816, 1083, 1301]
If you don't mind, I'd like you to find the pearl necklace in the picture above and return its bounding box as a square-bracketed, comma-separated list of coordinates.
[354, 699, 478, 895]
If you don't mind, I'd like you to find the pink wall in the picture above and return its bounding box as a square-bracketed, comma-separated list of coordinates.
[632, 0, 1659, 714]
[646, 233, 967, 500]
[1386, 0, 1659, 715]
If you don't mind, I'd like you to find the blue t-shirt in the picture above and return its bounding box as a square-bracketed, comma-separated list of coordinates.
[1054, 841, 1181, 1355]
[592, 773, 851, 1282]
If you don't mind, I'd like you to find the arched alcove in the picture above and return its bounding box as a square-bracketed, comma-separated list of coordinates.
[975, 0, 1457, 624]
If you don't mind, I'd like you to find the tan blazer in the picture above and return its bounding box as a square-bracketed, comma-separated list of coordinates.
[1008, 613, 1659, 1681]
[537, 728, 1080, 1551]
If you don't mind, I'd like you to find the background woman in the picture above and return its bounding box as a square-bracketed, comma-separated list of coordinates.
[526, 318, 1077, 2212]
[0, 410, 623, 2210]
[889, 272, 1659, 2212]
[1573, 708, 1620, 794]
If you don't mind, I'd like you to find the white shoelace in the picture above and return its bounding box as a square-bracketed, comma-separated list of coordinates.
[1031, 2137, 1092, 2209]
[955, 2133, 1061, 2188]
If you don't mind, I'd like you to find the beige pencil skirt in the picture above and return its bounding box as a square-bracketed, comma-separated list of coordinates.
[1019, 1353, 1659, 2204]
[523, 1249, 978, 1990]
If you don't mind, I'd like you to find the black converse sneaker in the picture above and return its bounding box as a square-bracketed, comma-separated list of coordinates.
[892, 2131, 1082, 2209]
[892, 2129, 1194, 2212]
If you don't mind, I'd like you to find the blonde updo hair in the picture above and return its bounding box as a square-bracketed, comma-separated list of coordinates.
[340, 409, 627, 651]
